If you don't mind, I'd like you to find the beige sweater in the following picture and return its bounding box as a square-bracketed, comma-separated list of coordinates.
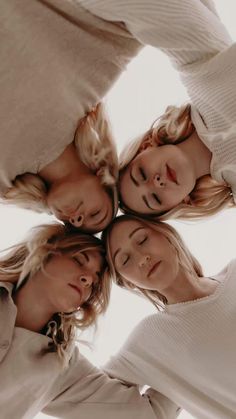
[80, 0, 236, 201]
[0, 281, 180, 418]
[0, 0, 142, 195]
[105, 260, 236, 419]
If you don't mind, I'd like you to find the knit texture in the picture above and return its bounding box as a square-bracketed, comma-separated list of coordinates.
[81, 0, 236, 201]
[105, 259, 236, 419]
[0, 0, 141, 195]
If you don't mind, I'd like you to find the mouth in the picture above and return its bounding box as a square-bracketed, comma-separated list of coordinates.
[148, 261, 161, 278]
[68, 284, 82, 299]
[166, 165, 178, 184]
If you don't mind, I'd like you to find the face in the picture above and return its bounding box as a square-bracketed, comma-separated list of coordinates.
[119, 144, 196, 215]
[39, 249, 104, 313]
[109, 219, 179, 295]
[46, 174, 113, 233]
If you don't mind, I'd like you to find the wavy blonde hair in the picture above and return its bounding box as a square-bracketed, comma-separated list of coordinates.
[102, 214, 203, 310]
[119, 104, 234, 220]
[0, 223, 111, 366]
[3, 102, 118, 217]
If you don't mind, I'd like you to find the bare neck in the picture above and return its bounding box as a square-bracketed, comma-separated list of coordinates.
[177, 131, 212, 180]
[165, 268, 218, 305]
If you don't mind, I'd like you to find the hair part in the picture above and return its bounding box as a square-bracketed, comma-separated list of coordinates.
[0, 223, 111, 366]
[102, 214, 203, 310]
[119, 104, 234, 220]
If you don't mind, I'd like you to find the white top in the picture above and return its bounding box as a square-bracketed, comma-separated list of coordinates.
[0, 281, 180, 419]
[105, 260, 236, 419]
[80, 0, 236, 201]
[0, 0, 141, 195]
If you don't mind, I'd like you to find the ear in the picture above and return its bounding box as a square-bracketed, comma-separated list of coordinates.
[182, 195, 191, 205]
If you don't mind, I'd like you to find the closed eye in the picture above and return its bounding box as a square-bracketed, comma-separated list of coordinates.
[139, 167, 146, 181]
[152, 193, 161, 205]
[138, 237, 147, 245]
[123, 256, 130, 266]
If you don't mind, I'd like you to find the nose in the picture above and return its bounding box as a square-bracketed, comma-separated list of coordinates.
[79, 274, 93, 288]
[138, 254, 151, 268]
[69, 212, 85, 228]
[153, 173, 165, 188]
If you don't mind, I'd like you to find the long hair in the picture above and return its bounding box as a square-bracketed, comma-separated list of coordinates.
[3, 102, 119, 217]
[102, 214, 203, 310]
[0, 223, 111, 365]
[119, 104, 234, 220]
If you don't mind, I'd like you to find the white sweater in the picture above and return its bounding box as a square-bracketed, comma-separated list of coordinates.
[104, 260, 236, 419]
[80, 0, 236, 201]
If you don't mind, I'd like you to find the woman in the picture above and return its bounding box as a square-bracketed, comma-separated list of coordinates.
[102, 214, 236, 419]
[82, 0, 236, 220]
[0, 1, 143, 232]
[0, 221, 179, 418]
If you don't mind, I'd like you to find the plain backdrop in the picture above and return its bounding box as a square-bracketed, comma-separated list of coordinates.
[1, 2, 235, 419]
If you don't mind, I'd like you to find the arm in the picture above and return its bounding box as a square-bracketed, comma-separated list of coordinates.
[79, 0, 232, 69]
[42, 349, 175, 418]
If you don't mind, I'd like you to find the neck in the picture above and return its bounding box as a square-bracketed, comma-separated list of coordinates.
[39, 142, 90, 185]
[177, 131, 212, 179]
[164, 268, 218, 305]
[13, 280, 54, 332]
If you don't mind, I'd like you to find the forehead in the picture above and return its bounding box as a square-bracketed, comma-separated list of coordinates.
[109, 219, 145, 252]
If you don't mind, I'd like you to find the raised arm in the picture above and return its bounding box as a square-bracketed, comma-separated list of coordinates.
[42, 349, 179, 418]
[79, 0, 232, 69]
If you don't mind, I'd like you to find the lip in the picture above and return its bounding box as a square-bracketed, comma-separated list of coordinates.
[60, 202, 82, 218]
[148, 261, 161, 278]
[166, 165, 178, 184]
[68, 284, 82, 299]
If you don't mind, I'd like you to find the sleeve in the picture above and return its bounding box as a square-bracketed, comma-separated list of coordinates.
[42, 349, 172, 419]
[79, 0, 232, 69]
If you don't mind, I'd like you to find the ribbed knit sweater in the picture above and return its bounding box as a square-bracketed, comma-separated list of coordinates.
[80, 0, 236, 201]
[0, 0, 141, 195]
[104, 260, 236, 419]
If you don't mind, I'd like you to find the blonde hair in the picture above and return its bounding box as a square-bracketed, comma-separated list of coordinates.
[0, 223, 111, 365]
[119, 104, 234, 220]
[3, 103, 119, 217]
[102, 214, 203, 310]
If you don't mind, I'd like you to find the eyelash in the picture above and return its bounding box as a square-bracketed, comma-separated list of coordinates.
[138, 237, 147, 245]
[152, 193, 161, 205]
[123, 256, 129, 266]
[139, 167, 146, 181]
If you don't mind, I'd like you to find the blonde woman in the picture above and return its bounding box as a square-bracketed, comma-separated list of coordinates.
[0, 1, 144, 232]
[102, 214, 236, 419]
[82, 0, 236, 220]
[0, 221, 179, 419]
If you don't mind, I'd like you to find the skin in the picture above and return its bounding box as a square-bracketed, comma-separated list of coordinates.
[39, 143, 114, 233]
[109, 219, 218, 304]
[14, 249, 104, 332]
[119, 131, 212, 215]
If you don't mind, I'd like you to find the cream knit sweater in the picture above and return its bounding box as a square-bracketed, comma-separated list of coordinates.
[0, 0, 141, 195]
[80, 0, 236, 201]
[105, 260, 236, 419]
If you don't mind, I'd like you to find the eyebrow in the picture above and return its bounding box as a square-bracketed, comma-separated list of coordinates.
[113, 227, 145, 261]
[130, 169, 139, 186]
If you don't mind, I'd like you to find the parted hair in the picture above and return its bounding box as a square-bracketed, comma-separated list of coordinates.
[3, 102, 118, 217]
[102, 214, 203, 310]
[119, 104, 234, 220]
[0, 223, 111, 365]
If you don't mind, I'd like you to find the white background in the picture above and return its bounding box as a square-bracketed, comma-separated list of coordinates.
[1, 2, 235, 419]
